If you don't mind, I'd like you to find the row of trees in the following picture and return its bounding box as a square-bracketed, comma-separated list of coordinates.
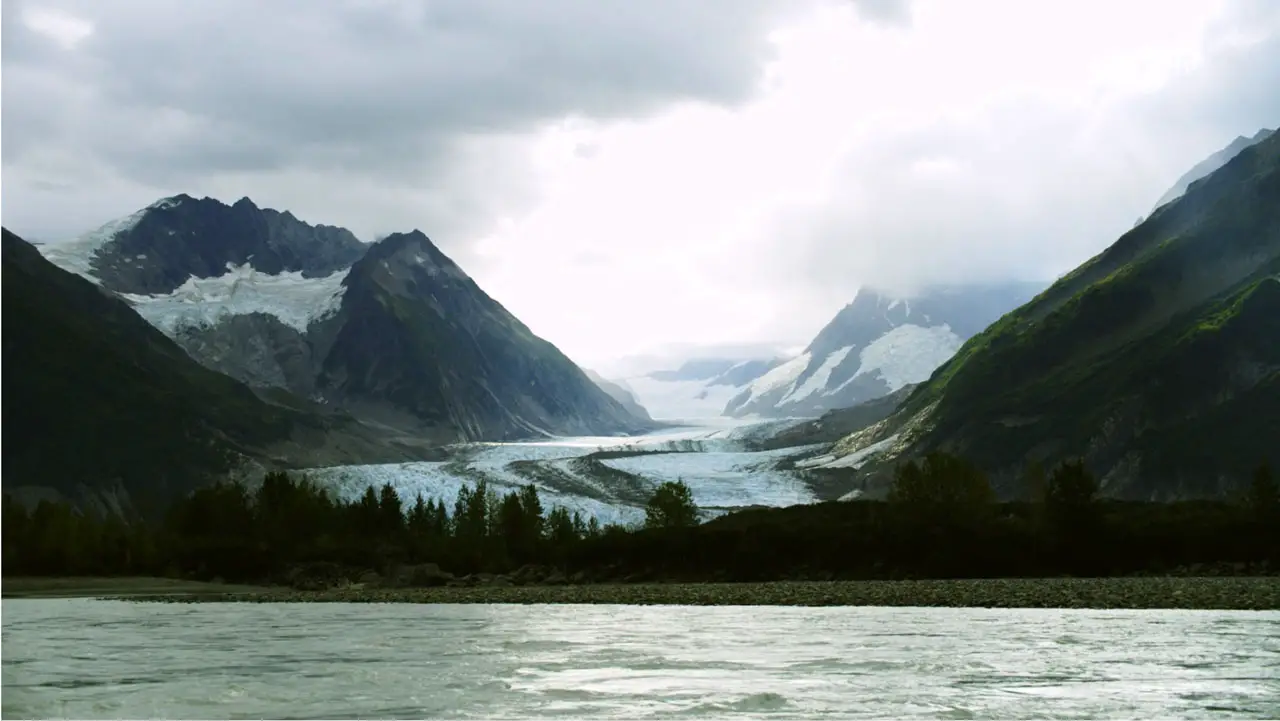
[575, 454, 1278, 580]
[2, 473, 702, 580]
[4, 453, 1277, 583]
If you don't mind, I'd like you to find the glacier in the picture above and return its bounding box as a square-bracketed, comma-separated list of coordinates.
[302, 421, 831, 525]
[831, 324, 962, 395]
[121, 263, 348, 334]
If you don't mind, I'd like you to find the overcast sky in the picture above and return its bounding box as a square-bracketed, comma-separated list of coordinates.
[4, 0, 1278, 374]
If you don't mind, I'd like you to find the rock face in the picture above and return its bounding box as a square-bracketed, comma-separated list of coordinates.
[1, 228, 418, 511]
[724, 282, 1043, 419]
[314, 231, 649, 440]
[55, 194, 367, 295]
[827, 131, 1280, 500]
[36, 196, 650, 441]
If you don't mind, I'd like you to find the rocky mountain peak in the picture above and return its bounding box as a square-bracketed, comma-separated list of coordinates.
[343, 230, 469, 301]
[725, 281, 1043, 419]
[44, 194, 368, 295]
[804, 287, 918, 359]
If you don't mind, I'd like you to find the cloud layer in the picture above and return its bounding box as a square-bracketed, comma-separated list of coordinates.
[4, 0, 1277, 368]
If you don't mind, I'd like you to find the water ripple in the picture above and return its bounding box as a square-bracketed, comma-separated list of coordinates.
[2, 600, 1278, 719]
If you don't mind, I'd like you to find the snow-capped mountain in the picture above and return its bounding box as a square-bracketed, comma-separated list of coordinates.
[724, 282, 1044, 419]
[1150, 128, 1274, 212]
[37, 195, 651, 442]
[615, 357, 783, 421]
[41, 194, 367, 294]
[4, 227, 425, 510]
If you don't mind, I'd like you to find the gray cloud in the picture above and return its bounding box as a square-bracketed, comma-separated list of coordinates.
[2, 0, 819, 243]
[11, 0, 1271, 364]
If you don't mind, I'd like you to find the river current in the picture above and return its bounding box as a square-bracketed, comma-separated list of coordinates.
[2, 599, 1277, 718]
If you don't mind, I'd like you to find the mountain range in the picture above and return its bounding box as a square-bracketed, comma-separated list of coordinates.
[814, 128, 1280, 500]
[618, 282, 1042, 421]
[3, 228, 433, 512]
[6, 124, 1275, 511]
[722, 282, 1045, 419]
[7, 197, 664, 507]
[34, 194, 652, 443]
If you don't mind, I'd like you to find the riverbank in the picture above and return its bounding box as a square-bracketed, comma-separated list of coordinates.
[2, 576, 275, 599]
[95, 576, 1280, 609]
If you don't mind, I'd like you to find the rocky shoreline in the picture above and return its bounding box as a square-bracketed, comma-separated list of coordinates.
[115, 576, 1280, 609]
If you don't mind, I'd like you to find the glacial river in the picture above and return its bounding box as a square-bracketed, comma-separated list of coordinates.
[3, 599, 1277, 719]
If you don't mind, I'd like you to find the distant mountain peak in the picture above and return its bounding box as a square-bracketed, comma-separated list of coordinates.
[350, 230, 469, 293]
[728, 280, 1044, 419]
[1152, 127, 1275, 212]
[38, 194, 367, 295]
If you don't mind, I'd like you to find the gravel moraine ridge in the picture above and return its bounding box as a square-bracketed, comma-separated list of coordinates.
[117, 577, 1280, 609]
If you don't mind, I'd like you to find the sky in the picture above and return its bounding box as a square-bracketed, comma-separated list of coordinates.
[4, 0, 1279, 375]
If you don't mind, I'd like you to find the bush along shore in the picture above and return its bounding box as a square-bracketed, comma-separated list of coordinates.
[5, 454, 1279, 609]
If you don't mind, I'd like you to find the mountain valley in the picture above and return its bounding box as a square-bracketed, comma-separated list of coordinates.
[6, 127, 1277, 518]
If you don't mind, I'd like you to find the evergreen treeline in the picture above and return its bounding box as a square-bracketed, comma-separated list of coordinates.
[4, 454, 1277, 584]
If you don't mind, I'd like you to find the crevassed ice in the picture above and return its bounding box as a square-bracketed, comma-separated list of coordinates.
[820, 433, 900, 469]
[123, 263, 348, 334]
[737, 352, 812, 405]
[782, 344, 855, 405]
[600, 449, 817, 508]
[306, 460, 645, 527]
[831, 324, 962, 394]
[303, 424, 821, 524]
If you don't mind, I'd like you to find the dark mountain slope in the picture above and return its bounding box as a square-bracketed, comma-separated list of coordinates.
[1, 229, 420, 512]
[1151, 127, 1274, 212]
[584, 369, 653, 421]
[831, 131, 1280, 500]
[37, 197, 655, 442]
[315, 231, 650, 440]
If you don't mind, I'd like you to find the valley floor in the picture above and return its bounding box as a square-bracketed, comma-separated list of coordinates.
[108, 577, 1280, 610]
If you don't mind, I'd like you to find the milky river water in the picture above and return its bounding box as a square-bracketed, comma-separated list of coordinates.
[2, 599, 1277, 719]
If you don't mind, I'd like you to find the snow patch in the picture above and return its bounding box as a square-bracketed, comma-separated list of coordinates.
[122, 263, 348, 334]
[819, 434, 900, 469]
[794, 453, 836, 469]
[782, 345, 855, 404]
[831, 324, 961, 394]
[747, 353, 810, 396]
[37, 204, 159, 281]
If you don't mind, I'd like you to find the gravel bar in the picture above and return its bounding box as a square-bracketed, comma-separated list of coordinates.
[115, 577, 1280, 609]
